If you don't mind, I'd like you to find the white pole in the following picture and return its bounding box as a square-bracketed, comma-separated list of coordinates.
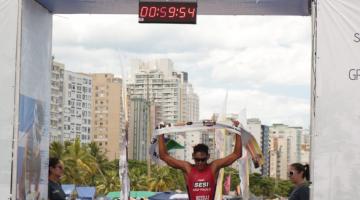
[11, 0, 23, 199]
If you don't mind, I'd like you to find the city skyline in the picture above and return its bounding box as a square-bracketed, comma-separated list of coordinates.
[53, 14, 311, 128]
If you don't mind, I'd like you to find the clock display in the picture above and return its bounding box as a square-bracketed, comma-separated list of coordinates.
[139, 1, 197, 24]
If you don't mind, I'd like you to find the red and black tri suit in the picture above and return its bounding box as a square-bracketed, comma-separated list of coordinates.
[186, 165, 217, 200]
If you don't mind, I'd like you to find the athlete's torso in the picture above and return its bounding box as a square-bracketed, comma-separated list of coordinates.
[186, 165, 216, 200]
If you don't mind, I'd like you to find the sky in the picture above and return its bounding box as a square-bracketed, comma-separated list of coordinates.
[53, 14, 311, 128]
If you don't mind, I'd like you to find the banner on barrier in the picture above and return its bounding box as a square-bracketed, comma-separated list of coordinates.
[15, 0, 52, 199]
[313, 0, 360, 199]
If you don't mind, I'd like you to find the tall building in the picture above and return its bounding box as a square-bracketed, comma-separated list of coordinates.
[201, 132, 215, 162]
[186, 84, 199, 122]
[127, 59, 199, 123]
[261, 125, 270, 176]
[247, 118, 272, 175]
[128, 98, 152, 161]
[269, 124, 290, 179]
[91, 73, 125, 160]
[268, 124, 309, 180]
[247, 118, 262, 145]
[62, 70, 92, 144]
[127, 59, 199, 161]
[50, 60, 65, 143]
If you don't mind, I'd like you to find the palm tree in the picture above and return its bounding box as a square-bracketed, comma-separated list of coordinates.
[96, 170, 121, 195]
[88, 142, 112, 175]
[86, 142, 114, 186]
[49, 141, 64, 159]
[61, 138, 97, 185]
[129, 167, 148, 190]
[147, 166, 174, 192]
[168, 168, 186, 191]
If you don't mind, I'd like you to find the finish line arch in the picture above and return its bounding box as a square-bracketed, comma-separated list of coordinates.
[1, 0, 360, 199]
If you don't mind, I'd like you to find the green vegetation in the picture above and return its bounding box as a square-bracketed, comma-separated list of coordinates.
[50, 139, 186, 195]
[51, 139, 292, 197]
[249, 173, 293, 199]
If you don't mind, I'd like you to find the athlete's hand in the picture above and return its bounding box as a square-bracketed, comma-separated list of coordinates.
[156, 122, 166, 129]
[252, 154, 262, 168]
[231, 119, 240, 127]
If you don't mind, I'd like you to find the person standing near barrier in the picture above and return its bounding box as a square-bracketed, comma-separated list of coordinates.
[288, 163, 310, 200]
[48, 157, 66, 200]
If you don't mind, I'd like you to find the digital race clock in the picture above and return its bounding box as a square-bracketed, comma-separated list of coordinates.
[138, 1, 197, 24]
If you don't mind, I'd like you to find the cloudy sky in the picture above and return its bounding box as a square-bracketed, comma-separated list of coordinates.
[53, 14, 311, 128]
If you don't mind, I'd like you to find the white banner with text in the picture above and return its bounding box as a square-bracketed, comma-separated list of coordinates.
[313, 0, 360, 199]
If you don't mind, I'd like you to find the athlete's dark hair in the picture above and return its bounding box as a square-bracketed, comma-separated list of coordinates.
[193, 144, 209, 154]
[49, 157, 60, 174]
[291, 163, 310, 181]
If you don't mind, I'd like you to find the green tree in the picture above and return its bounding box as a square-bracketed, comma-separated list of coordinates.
[129, 167, 148, 190]
[274, 179, 293, 197]
[87, 142, 113, 185]
[61, 138, 97, 185]
[49, 141, 65, 159]
[148, 166, 174, 191]
[128, 160, 147, 172]
[168, 168, 186, 191]
[249, 173, 263, 196]
[96, 170, 121, 195]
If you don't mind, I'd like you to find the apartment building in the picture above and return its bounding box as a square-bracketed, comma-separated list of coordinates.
[50, 61, 65, 143]
[127, 59, 199, 161]
[91, 73, 125, 160]
[62, 70, 92, 144]
[269, 124, 309, 180]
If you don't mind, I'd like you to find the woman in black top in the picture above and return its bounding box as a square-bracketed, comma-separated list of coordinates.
[288, 163, 310, 200]
[48, 157, 66, 200]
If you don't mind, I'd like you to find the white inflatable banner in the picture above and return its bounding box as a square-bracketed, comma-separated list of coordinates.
[313, 0, 360, 199]
[15, 0, 52, 199]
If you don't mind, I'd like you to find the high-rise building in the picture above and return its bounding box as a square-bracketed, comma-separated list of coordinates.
[201, 132, 215, 162]
[50, 60, 65, 143]
[247, 118, 271, 176]
[247, 118, 262, 145]
[127, 59, 199, 161]
[62, 70, 92, 144]
[269, 124, 290, 179]
[128, 58, 199, 123]
[268, 124, 309, 180]
[128, 98, 152, 161]
[91, 73, 125, 160]
[182, 83, 199, 122]
[261, 125, 270, 176]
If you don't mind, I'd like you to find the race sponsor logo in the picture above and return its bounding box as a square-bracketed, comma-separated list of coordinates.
[193, 181, 209, 188]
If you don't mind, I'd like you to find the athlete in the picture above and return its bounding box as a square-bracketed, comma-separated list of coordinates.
[158, 121, 242, 200]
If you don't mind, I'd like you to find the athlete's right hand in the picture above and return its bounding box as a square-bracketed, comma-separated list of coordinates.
[231, 119, 240, 127]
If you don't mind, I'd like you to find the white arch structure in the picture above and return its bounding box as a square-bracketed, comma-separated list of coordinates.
[1, 0, 360, 199]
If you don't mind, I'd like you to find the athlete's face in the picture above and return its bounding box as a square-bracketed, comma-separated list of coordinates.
[193, 152, 209, 171]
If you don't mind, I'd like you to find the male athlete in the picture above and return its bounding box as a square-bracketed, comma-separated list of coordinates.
[158, 121, 242, 200]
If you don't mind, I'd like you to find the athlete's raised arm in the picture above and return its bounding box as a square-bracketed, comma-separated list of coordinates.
[211, 122, 242, 172]
[158, 134, 191, 173]
[212, 134, 242, 170]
